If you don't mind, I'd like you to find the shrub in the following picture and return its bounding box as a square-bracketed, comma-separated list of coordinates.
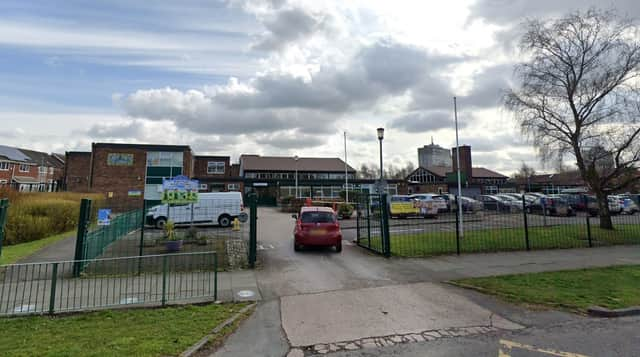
[2, 192, 105, 245]
[337, 203, 354, 218]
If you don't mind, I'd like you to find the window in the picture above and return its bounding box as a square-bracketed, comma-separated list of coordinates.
[49, 167, 54, 174]
[39, 166, 47, 174]
[0, 162, 9, 171]
[147, 151, 183, 167]
[19, 164, 30, 172]
[207, 161, 225, 174]
[227, 183, 240, 191]
[199, 183, 208, 190]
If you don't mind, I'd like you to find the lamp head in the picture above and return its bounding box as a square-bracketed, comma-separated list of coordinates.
[377, 127, 384, 140]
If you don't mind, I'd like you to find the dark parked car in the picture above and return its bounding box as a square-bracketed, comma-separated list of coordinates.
[559, 194, 598, 216]
[526, 195, 574, 216]
[477, 195, 514, 212]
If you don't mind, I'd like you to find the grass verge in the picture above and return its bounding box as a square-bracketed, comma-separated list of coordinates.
[452, 265, 640, 312]
[1, 230, 74, 265]
[0, 303, 250, 357]
[359, 224, 640, 257]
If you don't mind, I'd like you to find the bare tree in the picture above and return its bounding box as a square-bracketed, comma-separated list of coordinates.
[357, 163, 377, 179]
[513, 162, 537, 191]
[505, 9, 640, 229]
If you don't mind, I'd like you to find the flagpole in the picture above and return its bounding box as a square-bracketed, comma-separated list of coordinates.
[454, 96, 464, 237]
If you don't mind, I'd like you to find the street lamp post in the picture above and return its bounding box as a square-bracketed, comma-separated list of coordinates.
[377, 128, 384, 191]
[294, 155, 299, 198]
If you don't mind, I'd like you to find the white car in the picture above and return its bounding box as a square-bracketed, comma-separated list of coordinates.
[146, 192, 247, 228]
[410, 194, 448, 212]
[607, 196, 622, 215]
[611, 195, 639, 215]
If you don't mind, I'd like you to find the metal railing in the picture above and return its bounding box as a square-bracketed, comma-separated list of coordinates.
[83, 209, 143, 261]
[357, 194, 640, 257]
[0, 251, 218, 316]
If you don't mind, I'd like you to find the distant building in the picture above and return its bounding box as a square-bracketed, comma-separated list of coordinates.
[192, 155, 244, 193]
[0, 145, 64, 192]
[417, 139, 451, 168]
[407, 145, 510, 196]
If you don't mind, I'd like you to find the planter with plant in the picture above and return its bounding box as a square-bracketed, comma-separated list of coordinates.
[164, 220, 183, 252]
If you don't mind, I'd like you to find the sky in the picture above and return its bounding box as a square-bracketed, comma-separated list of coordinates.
[1, 0, 639, 175]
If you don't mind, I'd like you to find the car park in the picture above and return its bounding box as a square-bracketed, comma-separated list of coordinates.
[495, 194, 525, 211]
[459, 196, 484, 212]
[392, 195, 438, 218]
[607, 196, 622, 215]
[612, 195, 639, 215]
[559, 194, 599, 216]
[292, 206, 342, 252]
[146, 191, 246, 228]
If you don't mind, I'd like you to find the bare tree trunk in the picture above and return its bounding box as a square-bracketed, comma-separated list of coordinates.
[594, 191, 614, 230]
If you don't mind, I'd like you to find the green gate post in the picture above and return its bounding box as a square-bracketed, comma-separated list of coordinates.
[0, 199, 9, 258]
[366, 198, 371, 247]
[49, 262, 58, 315]
[380, 193, 391, 258]
[584, 195, 593, 247]
[248, 193, 258, 269]
[161, 255, 168, 306]
[522, 195, 530, 250]
[355, 203, 360, 243]
[138, 200, 146, 275]
[73, 199, 92, 277]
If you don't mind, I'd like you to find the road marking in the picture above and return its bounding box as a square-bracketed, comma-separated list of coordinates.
[257, 244, 275, 250]
[498, 339, 589, 357]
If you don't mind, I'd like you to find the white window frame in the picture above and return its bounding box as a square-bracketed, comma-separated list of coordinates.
[39, 166, 47, 174]
[0, 162, 9, 171]
[49, 167, 54, 175]
[227, 183, 240, 191]
[207, 161, 225, 175]
[19, 164, 30, 172]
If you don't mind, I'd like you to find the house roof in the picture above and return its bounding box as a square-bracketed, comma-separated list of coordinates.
[408, 165, 508, 180]
[471, 167, 508, 179]
[240, 155, 355, 172]
[0, 145, 32, 162]
[19, 149, 65, 168]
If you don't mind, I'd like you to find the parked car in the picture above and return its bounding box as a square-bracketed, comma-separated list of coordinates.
[526, 192, 546, 198]
[607, 196, 622, 215]
[146, 192, 245, 228]
[526, 195, 574, 216]
[495, 194, 525, 211]
[477, 195, 514, 212]
[612, 195, 640, 215]
[559, 194, 599, 216]
[459, 196, 484, 212]
[411, 194, 448, 213]
[391, 195, 438, 218]
[292, 206, 342, 252]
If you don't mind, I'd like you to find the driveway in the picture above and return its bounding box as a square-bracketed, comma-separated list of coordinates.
[212, 207, 640, 357]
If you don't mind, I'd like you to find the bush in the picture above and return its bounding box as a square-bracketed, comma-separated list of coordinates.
[337, 203, 354, 218]
[2, 192, 105, 245]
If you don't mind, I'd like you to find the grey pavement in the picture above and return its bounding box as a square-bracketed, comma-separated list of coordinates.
[213, 207, 640, 357]
[17, 233, 77, 263]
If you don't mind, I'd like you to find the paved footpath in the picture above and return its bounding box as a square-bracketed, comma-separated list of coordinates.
[212, 207, 640, 357]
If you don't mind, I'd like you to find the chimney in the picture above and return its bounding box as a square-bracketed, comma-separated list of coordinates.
[452, 145, 472, 178]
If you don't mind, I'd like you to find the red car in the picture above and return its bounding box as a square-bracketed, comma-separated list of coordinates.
[293, 206, 342, 252]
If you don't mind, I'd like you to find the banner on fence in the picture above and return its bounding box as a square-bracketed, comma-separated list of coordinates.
[162, 175, 199, 204]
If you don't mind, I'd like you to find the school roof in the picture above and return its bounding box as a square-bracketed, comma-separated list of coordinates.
[240, 155, 355, 173]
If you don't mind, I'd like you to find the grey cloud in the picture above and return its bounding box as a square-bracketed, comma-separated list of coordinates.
[461, 133, 531, 153]
[461, 64, 514, 109]
[469, 1, 640, 25]
[390, 111, 463, 133]
[253, 6, 332, 51]
[87, 120, 146, 139]
[253, 131, 325, 149]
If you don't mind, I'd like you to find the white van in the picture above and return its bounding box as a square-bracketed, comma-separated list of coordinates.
[146, 192, 247, 228]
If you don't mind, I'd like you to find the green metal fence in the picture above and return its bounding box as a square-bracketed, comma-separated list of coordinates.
[357, 195, 640, 258]
[83, 209, 143, 261]
[0, 199, 8, 258]
[0, 251, 218, 316]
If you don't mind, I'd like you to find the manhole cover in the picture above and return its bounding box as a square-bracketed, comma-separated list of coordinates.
[14, 304, 37, 313]
[237, 290, 255, 298]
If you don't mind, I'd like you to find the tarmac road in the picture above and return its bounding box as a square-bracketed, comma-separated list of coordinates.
[212, 207, 640, 357]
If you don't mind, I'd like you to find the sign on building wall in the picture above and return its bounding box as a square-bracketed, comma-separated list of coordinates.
[107, 153, 134, 166]
[161, 175, 199, 204]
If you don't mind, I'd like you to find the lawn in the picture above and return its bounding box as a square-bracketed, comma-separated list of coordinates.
[1, 230, 74, 265]
[359, 223, 640, 257]
[0, 303, 251, 357]
[452, 265, 640, 312]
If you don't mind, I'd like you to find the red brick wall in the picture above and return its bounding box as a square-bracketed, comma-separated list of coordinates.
[90, 147, 147, 206]
[65, 152, 92, 192]
[193, 156, 230, 178]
